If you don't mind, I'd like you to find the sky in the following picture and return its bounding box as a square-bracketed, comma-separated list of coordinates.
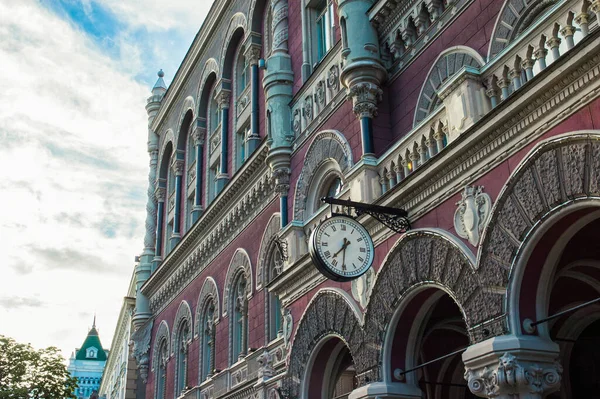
[0, 0, 213, 360]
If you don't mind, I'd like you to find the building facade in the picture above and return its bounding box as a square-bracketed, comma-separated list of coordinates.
[127, 0, 600, 398]
[68, 319, 109, 399]
[99, 274, 140, 399]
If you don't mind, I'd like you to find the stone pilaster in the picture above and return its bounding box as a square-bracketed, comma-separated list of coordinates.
[337, 0, 387, 158]
[463, 335, 562, 398]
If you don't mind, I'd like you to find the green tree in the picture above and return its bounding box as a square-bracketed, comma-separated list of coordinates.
[0, 335, 78, 399]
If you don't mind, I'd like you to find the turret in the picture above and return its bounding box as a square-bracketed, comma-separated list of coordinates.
[337, 0, 387, 158]
[263, 0, 294, 228]
[133, 70, 167, 330]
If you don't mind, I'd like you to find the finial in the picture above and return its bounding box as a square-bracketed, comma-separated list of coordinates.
[93, 313, 96, 329]
[158, 69, 164, 78]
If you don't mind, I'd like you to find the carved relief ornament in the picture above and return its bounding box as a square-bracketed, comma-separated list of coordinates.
[130, 320, 153, 383]
[454, 185, 492, 246]
[464, 352, 562, 398]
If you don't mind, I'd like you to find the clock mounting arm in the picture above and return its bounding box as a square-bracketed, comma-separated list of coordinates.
[321, 197, 411, 234]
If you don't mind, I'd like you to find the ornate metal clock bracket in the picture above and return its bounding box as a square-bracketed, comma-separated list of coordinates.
[321, 197, 411, 234]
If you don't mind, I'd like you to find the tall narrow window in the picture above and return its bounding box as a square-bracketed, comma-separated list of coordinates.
[201, 303, 215, 382]
[236, 125, 249, 169]
[312, 0, 335, 63]
[156, 340, 168, 399]
[232, 275, 248, 362]
[237, 54, 249, 95]
[175, 322, 189, 396]
[268, 244, 284, 341]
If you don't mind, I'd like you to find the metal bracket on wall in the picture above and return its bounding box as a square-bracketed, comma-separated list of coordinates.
[322, 197, 411, 234]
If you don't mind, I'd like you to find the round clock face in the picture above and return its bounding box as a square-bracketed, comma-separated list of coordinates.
[309, 215, 375, 282]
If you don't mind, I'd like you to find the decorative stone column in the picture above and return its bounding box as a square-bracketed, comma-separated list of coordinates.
[348, 382, 422, 399]
[244, 35, 262, 157]
[264, 0, 294, 227]
[153, 184, 166, 272]
[134, 70, 166, 330]
[215, 85, 231, 194]
[337, 0, 387, 159]
[191, 118, 205, 223]
[463, 334, 562, 398]
[170, 155, 185, 248]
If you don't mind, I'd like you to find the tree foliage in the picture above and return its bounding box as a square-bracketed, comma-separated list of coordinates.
[0, 335, 78, 399]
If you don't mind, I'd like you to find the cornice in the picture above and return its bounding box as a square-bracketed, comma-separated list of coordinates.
[142, 143, 277, 314]
[150, 0, 231, 134]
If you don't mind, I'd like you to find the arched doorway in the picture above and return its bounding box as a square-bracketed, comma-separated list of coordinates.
[305, 336, 357, 399]
[387, 287, 474, 399]
[517, 211, 600, 399]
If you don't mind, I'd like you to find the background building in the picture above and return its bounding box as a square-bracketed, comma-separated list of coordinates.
[68, 318, 108, 399]
[122, 0, 600, 398]
[98, 273, 141, 399]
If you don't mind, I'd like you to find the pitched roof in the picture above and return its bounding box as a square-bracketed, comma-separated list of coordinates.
[75, 319, 107, 361]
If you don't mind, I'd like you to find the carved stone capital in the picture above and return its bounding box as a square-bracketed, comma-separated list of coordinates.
[559, 25, 575, 38]
[215, 89, 231, 109]
[272, 167, 291, 197]
[130, 320, 153, 383]
[171, 159, 185, 176]
[521, 58, 535, 71]
[245, 43, 262, 66]
[155, 187, 166, 202]
[546, 36, 561, 49]
[192, 127, 206, 146]
[463, 335, 562, 398]
[533, 47, 548, 60]
[348, 83, 383, 118]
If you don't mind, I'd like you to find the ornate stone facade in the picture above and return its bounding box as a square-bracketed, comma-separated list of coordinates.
[103, 0, 600, 398]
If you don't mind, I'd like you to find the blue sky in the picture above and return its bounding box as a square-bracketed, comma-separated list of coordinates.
[0, 0, 212, 359]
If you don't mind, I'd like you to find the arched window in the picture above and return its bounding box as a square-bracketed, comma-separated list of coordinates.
[308, 162, 344, 213]
[200, 302, 216, 382]
[208, 86, 220, 203]
[232, 274, 248, 362]
[174, 320, 190, 396]
[267, 243, 284, 341]
[413, 48, 484, 126]
[155, 339, 168, 399]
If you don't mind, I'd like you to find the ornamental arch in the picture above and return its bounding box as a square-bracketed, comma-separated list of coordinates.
[282, 289, 363, 399]
[170, 300, 192, 355]
[477, 131, 600, 330]
[151, 320, 170, 372]
[476, 132, 600, 398]
[360, 229, 497, 385]
[293, 130, 354, 222]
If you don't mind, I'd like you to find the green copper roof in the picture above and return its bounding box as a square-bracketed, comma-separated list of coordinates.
[75, 319, 107, 361]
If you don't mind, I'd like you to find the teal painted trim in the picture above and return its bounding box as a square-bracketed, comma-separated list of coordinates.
[280, 196, 288, 228]
[220, 107, 229, 174]
[173, 175, 182, 234]
[195, 144, 203, 207]
[360, 116, 374, 155]
[155, 201, 164, 257]
[251, 64, 259, 136]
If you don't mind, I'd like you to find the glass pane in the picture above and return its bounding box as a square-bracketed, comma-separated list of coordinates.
[326, 177, 343, 198]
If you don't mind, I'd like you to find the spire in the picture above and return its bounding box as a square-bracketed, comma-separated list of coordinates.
[152, 69, 168, 94]
[92, 313, 96, 329]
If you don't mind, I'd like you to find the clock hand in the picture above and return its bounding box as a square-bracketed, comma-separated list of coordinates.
[341, 245, 347, 270]
[332, 238, 349, 258]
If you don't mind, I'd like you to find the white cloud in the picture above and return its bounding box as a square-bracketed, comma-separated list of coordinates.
[0, 0, 152, 358]
[99, 0, 214, 33]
